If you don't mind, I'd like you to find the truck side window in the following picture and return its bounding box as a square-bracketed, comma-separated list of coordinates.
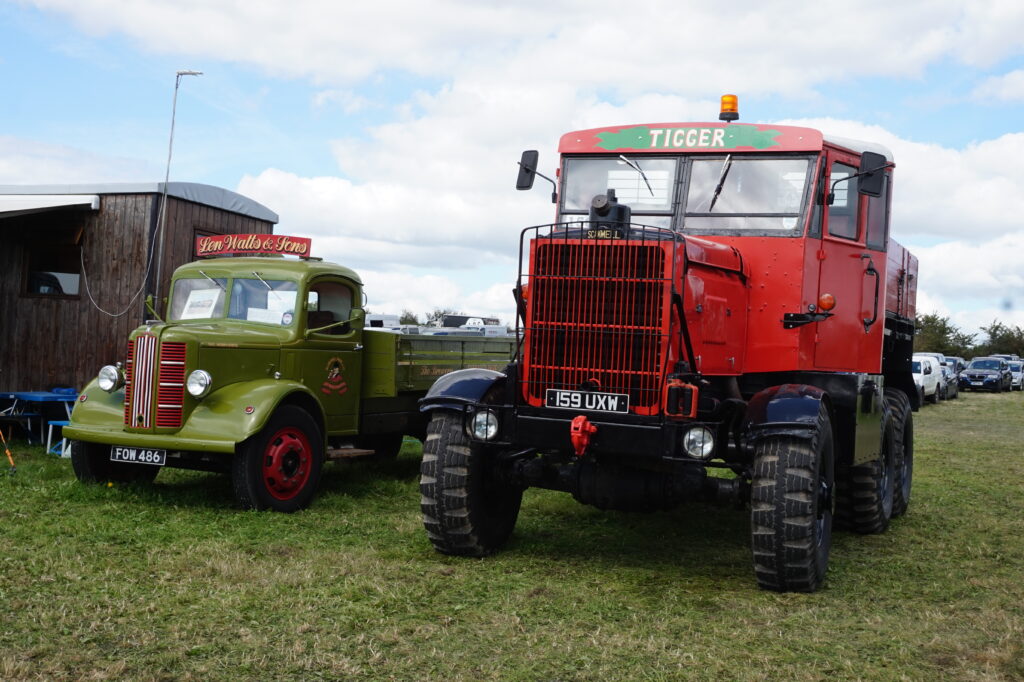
[826, 162, 859, 240]
[865, 174, 890, 251]
[307, 281, 353, 335]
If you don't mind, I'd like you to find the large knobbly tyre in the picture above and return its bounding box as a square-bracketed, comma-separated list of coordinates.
[750, 404, 835, 592]
[420, 410, 523, 556]
[886, 388, 914, 517]
[232, 405, 324, 512]
[834, 400, 896, 534]
[70, 440, 160, 484]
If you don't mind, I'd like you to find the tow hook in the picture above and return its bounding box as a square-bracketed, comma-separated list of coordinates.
[569, 415, 597, 457]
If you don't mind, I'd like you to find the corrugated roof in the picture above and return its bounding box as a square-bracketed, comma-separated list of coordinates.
[0, 182, 278, 223]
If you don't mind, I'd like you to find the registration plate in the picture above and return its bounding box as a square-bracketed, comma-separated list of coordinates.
[545, 389, 629, 413]
[971, 382, 983, 386]
[110, 446, 167, 466]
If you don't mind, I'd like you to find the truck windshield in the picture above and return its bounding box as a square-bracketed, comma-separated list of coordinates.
[561, 157, 676, 228]
[684, 156, 811, 232]
[170, 276, 228, 321]
[228, 278, 299, 326]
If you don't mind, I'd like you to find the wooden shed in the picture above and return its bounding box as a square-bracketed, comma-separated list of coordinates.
[0, 183, 278, 392]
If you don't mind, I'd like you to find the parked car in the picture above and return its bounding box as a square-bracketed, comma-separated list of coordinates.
[914, 352, 956, 400]
[944, 356, 967, 375]
[959, 357, 1013, 392]
[1008, 361, 1023, 391]
[912, 357, 941, 404]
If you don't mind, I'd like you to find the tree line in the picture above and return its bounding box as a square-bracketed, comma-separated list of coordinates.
[915, 314, 1024, 359]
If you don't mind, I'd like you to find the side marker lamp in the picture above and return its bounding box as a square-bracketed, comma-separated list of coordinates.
[818, 293, 836, 311]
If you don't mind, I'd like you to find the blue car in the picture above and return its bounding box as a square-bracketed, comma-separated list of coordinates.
[959, 357, 1013, 392]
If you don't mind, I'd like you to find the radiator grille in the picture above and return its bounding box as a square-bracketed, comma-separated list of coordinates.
[123, 337, 186, 429]
[522, 238, 672, 414]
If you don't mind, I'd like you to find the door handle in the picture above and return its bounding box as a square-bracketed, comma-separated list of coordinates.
[863, 261, 880, 332]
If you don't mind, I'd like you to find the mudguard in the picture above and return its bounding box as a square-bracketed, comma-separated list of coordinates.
[742, 383, 829, 444]
[419, 368, 506, 412]
[64, 378, 324, 454]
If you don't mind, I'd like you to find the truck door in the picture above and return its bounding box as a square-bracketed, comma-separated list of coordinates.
[814, 150, 873, 371]
[301, 277, 363, 434]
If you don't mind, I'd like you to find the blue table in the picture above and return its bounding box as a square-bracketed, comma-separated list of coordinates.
[3, 391, 78, 443]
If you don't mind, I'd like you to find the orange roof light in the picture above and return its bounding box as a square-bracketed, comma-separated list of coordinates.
[818, 293, 836, 311]
[719, 94, 739, 122]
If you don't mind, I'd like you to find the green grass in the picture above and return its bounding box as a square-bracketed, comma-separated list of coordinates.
[2, 392, 1023, 680]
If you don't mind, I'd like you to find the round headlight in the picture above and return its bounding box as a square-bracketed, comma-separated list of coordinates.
[471, 409, 499, 441]
[682, 426, 715, 459]
[186, 370, 213, 398]
[97, 365, 124, 393]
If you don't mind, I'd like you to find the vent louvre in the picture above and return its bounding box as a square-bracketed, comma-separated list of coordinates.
[156, 343, 187, 428]
[122, 337, 186, 429]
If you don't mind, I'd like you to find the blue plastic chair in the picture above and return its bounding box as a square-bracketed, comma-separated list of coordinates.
[47, 420, 71, 457]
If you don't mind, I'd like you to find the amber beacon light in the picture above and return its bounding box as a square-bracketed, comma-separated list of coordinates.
[719, 94, 739, 122]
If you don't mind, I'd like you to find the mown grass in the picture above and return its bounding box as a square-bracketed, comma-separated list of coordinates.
[1, 392, 1023, 680]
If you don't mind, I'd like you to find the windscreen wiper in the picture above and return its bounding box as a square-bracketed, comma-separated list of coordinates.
[198, 270, 225, 290]
[618, 155, 654, 197]
[706, 154, 733, 212]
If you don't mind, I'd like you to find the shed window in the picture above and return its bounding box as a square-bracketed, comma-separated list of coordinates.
[25, 244, 81, 296]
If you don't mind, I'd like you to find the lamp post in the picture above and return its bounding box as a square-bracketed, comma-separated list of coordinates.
[153, 69, 202, 314]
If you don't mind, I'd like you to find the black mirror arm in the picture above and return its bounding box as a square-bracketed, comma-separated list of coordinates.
[517, 161, 558, 204]
[825, 162, 894, 205]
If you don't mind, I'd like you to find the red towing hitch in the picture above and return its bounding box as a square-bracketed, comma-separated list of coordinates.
[569, 415, 598, 457]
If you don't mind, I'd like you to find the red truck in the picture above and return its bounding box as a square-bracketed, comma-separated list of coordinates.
[419, 97, 918, 592]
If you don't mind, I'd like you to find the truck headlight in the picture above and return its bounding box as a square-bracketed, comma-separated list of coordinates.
[186, 370, 213, 398]
[471, 409, 499, 441]
[97, 365, 124, 392]
[682, 426, 715, 459]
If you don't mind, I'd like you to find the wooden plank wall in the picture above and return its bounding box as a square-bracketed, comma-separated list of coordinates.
[0, 193, 273, 392]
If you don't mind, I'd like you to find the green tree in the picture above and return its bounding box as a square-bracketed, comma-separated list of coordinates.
[914, 313, 975, 357]
[974, 320, 1024, 358]
[399, 309, 420, 325]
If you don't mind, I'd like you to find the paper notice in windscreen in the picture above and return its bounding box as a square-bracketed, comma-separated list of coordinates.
[180, 288, 221, 319]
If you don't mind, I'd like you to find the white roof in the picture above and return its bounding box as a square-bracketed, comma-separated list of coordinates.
[0, 194, 100, 218]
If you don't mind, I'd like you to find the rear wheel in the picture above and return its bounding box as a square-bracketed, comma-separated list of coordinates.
[232, 405, 324, 512]
[420, 410, 522, 556]
[834, 401, 896, 534]
[750, 403, 834, 592]
[70, 440, 160, 484]
[886, 388, 914, 517]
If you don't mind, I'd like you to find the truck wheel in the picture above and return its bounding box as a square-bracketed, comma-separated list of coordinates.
[750, 404, 834, 592]
[232, 405, 324, 512]
[834, 405, 895, 534]
[419, 410, 522, 556]
[886, 388, 914, 517]
[70, 440, 160, 484]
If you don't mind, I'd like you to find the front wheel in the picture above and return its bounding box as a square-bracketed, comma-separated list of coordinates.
[70, 440, 160, 484]
[419, 410, 523, 556]
[750, 403, 834, 592]
[232, 405, 324, 512]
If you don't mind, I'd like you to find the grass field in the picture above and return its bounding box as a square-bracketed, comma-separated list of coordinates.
[2, 391, 1023, 680]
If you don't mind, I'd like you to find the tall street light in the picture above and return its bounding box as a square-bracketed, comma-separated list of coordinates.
[153, 69, 202, 314]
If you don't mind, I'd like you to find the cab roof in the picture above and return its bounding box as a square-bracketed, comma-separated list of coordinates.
[173, 256, 362, 285]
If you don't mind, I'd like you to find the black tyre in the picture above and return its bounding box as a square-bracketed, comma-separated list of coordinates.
[927, 387, 939, 404]
[420, 410, 522, 556]
[70, 440, 160, 484]
[232, 405, 324, 512]
[750, 403, 835, 592]
[834, 401, 896, 534]
[886, 388, 914, 517]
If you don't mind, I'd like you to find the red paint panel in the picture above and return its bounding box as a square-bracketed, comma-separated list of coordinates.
[156, 343, 186, 428]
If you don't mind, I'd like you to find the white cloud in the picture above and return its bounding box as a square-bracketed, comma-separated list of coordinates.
[972, 69, 1024, 101]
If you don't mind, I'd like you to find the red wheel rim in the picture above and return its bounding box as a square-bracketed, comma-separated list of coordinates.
[261, 427, 313, 501]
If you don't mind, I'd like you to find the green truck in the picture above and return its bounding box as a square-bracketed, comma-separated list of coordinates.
[65, 242, 514, 512]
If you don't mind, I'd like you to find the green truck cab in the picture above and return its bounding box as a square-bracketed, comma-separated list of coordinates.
[64, 248, 514, 512]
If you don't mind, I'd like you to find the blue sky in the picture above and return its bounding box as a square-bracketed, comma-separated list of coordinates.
[2, 0, 1023, 335]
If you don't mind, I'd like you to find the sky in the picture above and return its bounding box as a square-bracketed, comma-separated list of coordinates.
[2, 0, 1023, 337]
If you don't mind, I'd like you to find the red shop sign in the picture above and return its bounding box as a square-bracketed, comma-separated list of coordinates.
[195, 234, 312, 258]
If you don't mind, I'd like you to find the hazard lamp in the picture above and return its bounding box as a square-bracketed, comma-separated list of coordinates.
[719, 94, 739, 122]
[818, 293, 836, 311]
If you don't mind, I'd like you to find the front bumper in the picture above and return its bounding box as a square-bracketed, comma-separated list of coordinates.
[62, 422, 238, 454]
